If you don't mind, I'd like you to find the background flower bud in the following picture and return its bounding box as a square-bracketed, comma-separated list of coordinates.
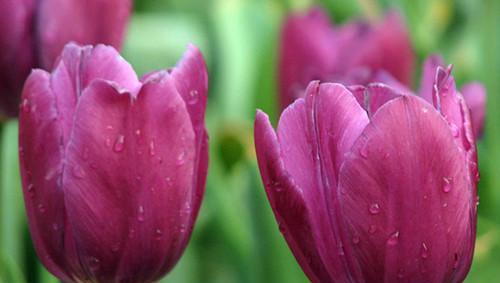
[0, 0, 132, 117]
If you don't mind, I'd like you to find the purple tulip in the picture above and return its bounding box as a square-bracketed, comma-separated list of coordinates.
[19, 43, 208, 282]
[0, 0, 132, 117]
[418, 55, 486, 138]
[279, 7, 414, 111]
[255, 65, 478, 282]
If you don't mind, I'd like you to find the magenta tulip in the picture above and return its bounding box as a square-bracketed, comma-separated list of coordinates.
[279, 7, 414, 110]
[0, 0, 131, 117]
[19, 43, 208, 282]
[255, 65, 478, 282]
[418, 55, 486, 138]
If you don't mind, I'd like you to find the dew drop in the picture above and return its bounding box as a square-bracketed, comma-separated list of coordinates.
[165, 176, 173, 186]
[106, 125, 114, 130]
[368, 225, 377, 234]
[442, 177, 452, 193]
[369, 203, 381, 215]
[149, 140, 156, 156]
[27, 183, 34, 192]
[421, 242, 429, 259]
[52, 223, 60, 231]
[21, 99, 30, 113]
[128, 228, 136, 239]
[72, 165, 86, 179]
[135, 129, 141, 137]
[187, 90, 199, 105]
[387, 231, 400, 246]
[154, 229, 163, 240]
[278, 222, 286, 234]
[38, 204, 46, 213]
[176, 151, 186, 166]
[113, 135, 125, 153]
[137, 205, 145, 222]
[442, 202, 448, 208]
[397, 268, 404, 279]
[105, 138, 112, 148]
[453, 253, 459, 269]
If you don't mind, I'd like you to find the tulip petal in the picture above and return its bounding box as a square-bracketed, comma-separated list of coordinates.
[19, 70, 77, 282]
[364, 83, 403, 117]
[419, 54, 444, 103]
[338, 96, 475, 282]
[255, 110, 331, 283]
[62, 76, 196, 282]
[0, 0, 35, 116]
[256, 82, 370, 282]
[461, 83, 486, 138]
[37, 0, 132, 69]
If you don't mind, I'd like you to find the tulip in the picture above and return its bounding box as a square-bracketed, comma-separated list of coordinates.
[19, 43, 208, 282]
[255, 65, 478, 282]
[418, 55, 486, 138]
[279, 7, 414, 111]
[0, 0, 132, 117]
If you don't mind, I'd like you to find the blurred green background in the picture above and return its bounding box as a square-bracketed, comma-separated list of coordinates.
[1, 0, 499, 282]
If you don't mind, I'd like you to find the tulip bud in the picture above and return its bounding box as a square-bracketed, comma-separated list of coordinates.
[255, 67, 478, 282]
[0, 0, 132, 117]
[279, 7, 414, 110]
[19, 43, 208, 283]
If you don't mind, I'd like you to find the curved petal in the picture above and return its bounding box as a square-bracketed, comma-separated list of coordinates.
[461, 83, 486, 138]
[338, 96, 475, 283]
[255, 109, 331, 283]
[259, 81, 370, 282]
[62, 77, 196, 282]
[19, 70, 75, 282]
[0, 0, 36, 117]
[419, 54, 444, 103]
[37, 0, 132, 69]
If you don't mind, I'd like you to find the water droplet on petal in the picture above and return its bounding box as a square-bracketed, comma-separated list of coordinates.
[113, 135, 125, 153]
[149, 140, 155, 156]
[387, 231, 400, 246]
[105, 138, 112, 148]
[106, 125, 114, 130]
[21, 99, 30, 113]
[397, 268, 404, 278]
[421, 242, 429, 259]
[369, 203, 381, 215]
[187, 90, 199, 105]
[442, 177, 452, 193]
[154, 229, 163, 240]
[137, 205, 145, 222]
[453, 253, 459, 269]
[442, 202, 448, 208]
[135, 129, 141, 137]
[38, 204, 46, 213]
[176, 151, 186, 166]
[450, 124, 459, 137]
[368, 225, 377, 234]
[128, 228, 136, 239]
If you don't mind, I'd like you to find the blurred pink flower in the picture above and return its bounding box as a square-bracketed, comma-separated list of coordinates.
[279, 7, 414, 110]
[0, 0, 132, 117]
